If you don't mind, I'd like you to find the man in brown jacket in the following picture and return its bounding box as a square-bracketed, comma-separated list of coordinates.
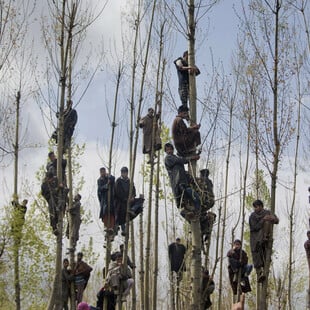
[74, 252, 93, 304]
[172, 105, 201, 157]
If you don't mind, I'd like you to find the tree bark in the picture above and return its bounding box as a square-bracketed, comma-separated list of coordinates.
[188, 1, 201, 309]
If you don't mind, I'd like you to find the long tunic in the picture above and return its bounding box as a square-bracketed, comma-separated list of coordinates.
[139, 113, 161, 154]
[97, 175, 115, 221]
[249, 209, 278, 268]
[172, 116, 201, 156]
[114, 177, 136, 226]
[164, 153, 189, 201]
[168, 242, 186, 273]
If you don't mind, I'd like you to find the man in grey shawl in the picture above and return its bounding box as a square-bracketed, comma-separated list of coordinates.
[164, 142, 200, 216]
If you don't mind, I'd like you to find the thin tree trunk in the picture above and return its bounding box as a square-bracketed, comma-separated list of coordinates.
[287, 45, 302, 310]
[13, 90, 21, 310]
[151, 21, 165, 310]
[218, 101, 233, 310]
[259, 3, 281, 309]
[104, 63, 122, 306]
[188, 1, 201, 309]
[48, 1, 72, 308]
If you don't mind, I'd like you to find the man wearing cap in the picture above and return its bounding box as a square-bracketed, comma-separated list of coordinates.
[114, 167, 136, 236]
[172, 105, 201, 157]
[174, 50, 200, 108]
[74, 252, 93, 304]
[227, 239, 252, 295]
[164, 142, 200, 214]
[249, 199, 279, 282]
[139, 107, 162, 163]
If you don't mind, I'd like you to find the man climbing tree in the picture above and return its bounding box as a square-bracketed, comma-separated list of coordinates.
[249, 199, 279, 282]
[164, 142, 200, 218]
[11, 199, 28, 246]
[46, 151, 67, 183]
[66, 194, 82, 249]
[97, 167, 116, 235]
[51, 100, 78, 154]
[172, 105, 201, 157]
[168, 238, 187, 281]
[201, 268, 215, 310]
[227, 239, 252, 296]
[174, 50, 200, 108]
[139, 107, 162, 164]
[41, 171, 68, 235]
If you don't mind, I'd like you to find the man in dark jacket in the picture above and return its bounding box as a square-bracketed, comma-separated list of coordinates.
[164, 142, 200, 215]
[174, 50, 200, 108]
[51, 100, 78, 153]
[41, 172, 60, 235]
[63, 100, 78, 152]
[168, 238, 186, 280]
[97, 167, 116, 232]
[227, 239, 252, 295]
[114, 167, 136, 236]
[62, 258, 74, 310]
[46, 151, 67, 183]
[249, 199, 279, 282]
[66, 194, 82, 248]
[201, 268, 215, 309]
[172, 105, 201, 157]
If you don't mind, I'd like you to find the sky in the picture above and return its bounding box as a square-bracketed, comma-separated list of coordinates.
[1, 0, 309, 307]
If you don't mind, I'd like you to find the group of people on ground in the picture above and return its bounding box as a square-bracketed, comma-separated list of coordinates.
[97, 166, 144, 239]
